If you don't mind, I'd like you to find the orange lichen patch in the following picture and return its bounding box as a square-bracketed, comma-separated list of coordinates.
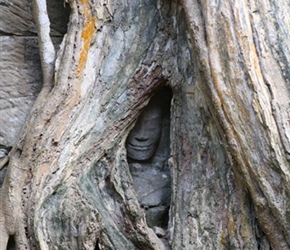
[76, 2, 96, 78]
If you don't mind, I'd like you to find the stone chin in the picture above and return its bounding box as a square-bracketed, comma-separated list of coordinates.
[127, 145, 156, 161]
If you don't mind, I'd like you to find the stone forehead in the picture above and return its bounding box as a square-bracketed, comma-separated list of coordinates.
[140, 105, 162, 118]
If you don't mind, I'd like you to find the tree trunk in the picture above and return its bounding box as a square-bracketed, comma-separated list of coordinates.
[0, 0, 289, 249]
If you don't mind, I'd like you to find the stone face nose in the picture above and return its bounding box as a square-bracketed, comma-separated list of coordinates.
[133, 122, 150, 142]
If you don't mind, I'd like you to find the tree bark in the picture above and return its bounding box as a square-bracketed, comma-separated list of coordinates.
[178, 0, 290, 249]
[0, 0, 289, 249]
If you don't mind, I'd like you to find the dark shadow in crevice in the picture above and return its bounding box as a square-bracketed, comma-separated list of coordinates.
[94, 242, 100, 250]
[0, 145, 11, 188]
[47, 1, 70, 37]
[7, 235, 16, 250]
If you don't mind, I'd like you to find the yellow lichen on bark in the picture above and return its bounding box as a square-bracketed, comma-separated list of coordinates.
[77, 0, 96, 78]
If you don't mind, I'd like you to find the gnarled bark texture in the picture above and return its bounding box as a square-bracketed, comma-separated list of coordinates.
[0, 0, 289, 249]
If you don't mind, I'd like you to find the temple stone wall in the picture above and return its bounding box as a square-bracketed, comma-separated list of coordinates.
[0, 0, 69, 150]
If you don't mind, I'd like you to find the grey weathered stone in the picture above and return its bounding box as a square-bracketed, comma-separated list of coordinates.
[130, 165, 171, 208]
[0, 0, 68, 148]
[0, 36, 42, 147]
[0, 0, 69, 36]
[0, 0, 35, 35]
[153, 226, 166, 238]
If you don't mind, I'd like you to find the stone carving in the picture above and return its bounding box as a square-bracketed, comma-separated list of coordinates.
[126, 88, 172, 231]
[126, 101, 163, 161]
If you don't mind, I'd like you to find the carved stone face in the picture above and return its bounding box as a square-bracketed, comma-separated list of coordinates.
[126, 104, 162, 161]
